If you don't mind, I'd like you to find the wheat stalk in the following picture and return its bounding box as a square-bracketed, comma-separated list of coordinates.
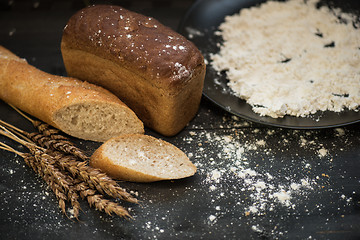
[32, 147, 82, 219]
[0, 129, 81, 219]
[0, 122, 137, 219]
[48, 151, 138, 204]
[75, 181, 131, 218]
[28, 131, 89, 161]
[0, 143, 70, 217]
[0, 120, 137, 204]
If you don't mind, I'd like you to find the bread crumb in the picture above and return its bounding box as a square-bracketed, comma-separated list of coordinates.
[208, 215, 217, 222]
[318, 148, 328, 158]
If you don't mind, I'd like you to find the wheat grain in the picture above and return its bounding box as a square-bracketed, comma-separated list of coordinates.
[0, 143, 70, 216]
[48, 151, 138, 204]
[0, 129, 81, 218]
[0, 123, 136, 219]
[30, 148, 81, 219]
[75, 181, 131, 218]
[28, 131, 89, 161]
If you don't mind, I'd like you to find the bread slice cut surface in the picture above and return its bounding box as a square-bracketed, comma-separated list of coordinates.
[90, 134, 197, 182]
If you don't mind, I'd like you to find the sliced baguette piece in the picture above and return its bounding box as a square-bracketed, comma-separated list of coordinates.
[0, 46, 144, 142]
[90, 134, 197, 182]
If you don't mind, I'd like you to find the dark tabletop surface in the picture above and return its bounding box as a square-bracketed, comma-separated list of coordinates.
[0, 0, 359, 239]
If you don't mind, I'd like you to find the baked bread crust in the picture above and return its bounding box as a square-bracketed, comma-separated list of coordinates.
[90, 134, 197, 182]
[0, 46, 144, 142]
[61, 5, 206, 136]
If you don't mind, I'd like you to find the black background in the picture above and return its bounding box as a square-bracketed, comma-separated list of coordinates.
[0, 0, 360, 239]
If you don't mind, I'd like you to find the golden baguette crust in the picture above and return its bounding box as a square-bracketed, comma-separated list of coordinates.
[90, 134, 197, 182]
[61, 5, 206, 136]
[0, 46, 144, 142]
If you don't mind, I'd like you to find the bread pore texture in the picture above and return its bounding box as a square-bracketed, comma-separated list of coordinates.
[0, 46, 144, 142]
[90, 134, 197, 182]
[54, 102, 144, 142]
[61, 5, 206, 136]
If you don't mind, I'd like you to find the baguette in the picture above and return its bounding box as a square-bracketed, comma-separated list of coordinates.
[0, 46, 144, 142]
[61, 5, 206, 136]
[90, 134, 197, 182]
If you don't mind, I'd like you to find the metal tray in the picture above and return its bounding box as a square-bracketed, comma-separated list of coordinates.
[178, 0, 360, 129]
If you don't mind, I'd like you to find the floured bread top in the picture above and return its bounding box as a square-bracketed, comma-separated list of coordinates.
[62, 5, 204, 88]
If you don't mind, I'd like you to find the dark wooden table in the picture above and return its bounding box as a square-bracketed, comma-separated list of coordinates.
[1, 1, 359, 239]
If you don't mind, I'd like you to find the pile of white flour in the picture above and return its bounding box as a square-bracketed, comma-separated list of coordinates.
[211, 0, 360, 118]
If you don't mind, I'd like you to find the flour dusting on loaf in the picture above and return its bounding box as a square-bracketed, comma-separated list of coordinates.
[62, 5, 199, 83]
[61, 5, 206, 136]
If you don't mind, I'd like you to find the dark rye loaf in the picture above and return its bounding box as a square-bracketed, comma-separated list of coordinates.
[61, 5, 206, 136]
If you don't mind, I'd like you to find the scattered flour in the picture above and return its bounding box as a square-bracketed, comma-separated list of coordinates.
[211, 0, 360, 118]
[183, 121, 355, 233]
[209, 169, 222, 183]
[318, 148, 328, 158]
[1, 109, 356, 239]
[208, 214, 217, 222]
[191, 129, 322, 217]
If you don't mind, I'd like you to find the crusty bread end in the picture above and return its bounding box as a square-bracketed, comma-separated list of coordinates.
[90, 134, 197, 182]
[0, 46, 144, 142]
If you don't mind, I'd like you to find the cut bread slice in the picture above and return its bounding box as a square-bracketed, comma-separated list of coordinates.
[90, 134, 197, 182]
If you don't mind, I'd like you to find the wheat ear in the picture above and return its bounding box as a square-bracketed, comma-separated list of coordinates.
[0, 129, 81, 219]
[0, 142, 70, 217]
[0, 123, 137, 219]
[75, 181, 131, 218]
[48, 151, 138, 203]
